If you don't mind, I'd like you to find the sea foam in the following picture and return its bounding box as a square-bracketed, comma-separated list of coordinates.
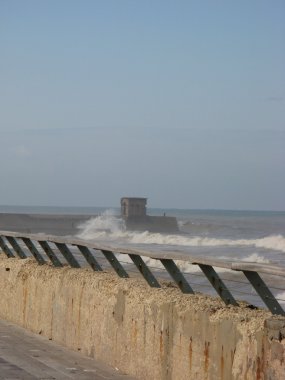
[77, 212, 285, 254]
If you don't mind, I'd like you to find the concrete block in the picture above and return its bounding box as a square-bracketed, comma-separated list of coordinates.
[0, 256, 284, 379]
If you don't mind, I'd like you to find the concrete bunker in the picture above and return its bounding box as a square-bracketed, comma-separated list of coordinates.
[120, 197, 178, 233]
[121, 197, 147, 218]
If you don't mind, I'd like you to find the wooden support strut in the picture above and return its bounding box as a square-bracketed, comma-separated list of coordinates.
[160, 258, 194, 294]
[101, 250, 129, 278]
[198, 264, 238, 306]
[129, 254, 160, 288]
[38, 241, 63, 267]
[76, 245, 103, 272]
[243, 271, 285, 316]
[0, 236, 15, 258]
[54, 243, 80, 268]
[6, 236, 27, 259]
[21, 238, 46, 265]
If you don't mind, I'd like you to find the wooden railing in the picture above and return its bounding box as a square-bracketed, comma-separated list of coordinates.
[0, 230, 284, 316]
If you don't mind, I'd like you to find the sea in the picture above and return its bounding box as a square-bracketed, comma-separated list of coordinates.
[1, 205, 285, 310]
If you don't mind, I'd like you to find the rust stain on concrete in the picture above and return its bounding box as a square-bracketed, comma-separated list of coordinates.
[22, 286, 28, 321]
[1, 256, 285, 380]
[256, 356, 261, 380]
[231, 349, 235, 366]
[220, 346, 224, 380]
[204, 341, 210, 374]
[160, 331, 164, 359]
[188, 337, 192, 372]
[256, 341, 266, 380]
[131, 319, 138, 347]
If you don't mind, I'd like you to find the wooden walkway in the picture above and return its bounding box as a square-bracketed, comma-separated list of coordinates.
[0, 319, 134, 380]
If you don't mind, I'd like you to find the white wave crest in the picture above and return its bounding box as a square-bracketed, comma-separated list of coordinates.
[77, 210, 126, 239]
[77, 214, 279, 274]
[275, 291, 285, 305]
[115, 252, 270, 275]
[76, 214, 285, 253]
[254, 235, 285, 252]
[242, 253, 270, 264]
[115, 253, 220, 273]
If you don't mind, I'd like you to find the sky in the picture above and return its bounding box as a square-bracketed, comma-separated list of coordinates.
[0, 0, 284, 210]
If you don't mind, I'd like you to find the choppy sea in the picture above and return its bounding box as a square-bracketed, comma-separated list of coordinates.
[1, 205, 285, 309]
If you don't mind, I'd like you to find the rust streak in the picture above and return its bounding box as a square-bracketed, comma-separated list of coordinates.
[189, 337, 192, 371]
[132, 320, 138, 347]
[256, 356, 262, 380]
[220, 346, 224, 380]
[231, 349, 235, 366]
[23, 286, 28, 321]
[204, 341, 210, 375]
[160, 331, 163, 359]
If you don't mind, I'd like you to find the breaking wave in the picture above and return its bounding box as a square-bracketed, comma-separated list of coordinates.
[275, 291, 285, 305]
[77, 209, 125, 238]
[75, 212, 283, 274]
[241, 253, 270, 264]
[114, 252, 270, 275]
[77, 212, 285, 254]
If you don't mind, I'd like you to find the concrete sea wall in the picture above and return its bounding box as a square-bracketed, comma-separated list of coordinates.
[0, 213, 179, 235]
[0, 256, 285, 379]
[125, 215, 179, 233]
[0, 213, 93, 235]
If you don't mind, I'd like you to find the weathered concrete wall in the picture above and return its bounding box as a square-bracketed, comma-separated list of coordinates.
[0, 213, 94, 235]
[0, 256, 285, 379]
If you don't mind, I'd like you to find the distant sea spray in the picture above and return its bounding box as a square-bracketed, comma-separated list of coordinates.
[76, 211, 284, 274]
[77, 211, 285, 254]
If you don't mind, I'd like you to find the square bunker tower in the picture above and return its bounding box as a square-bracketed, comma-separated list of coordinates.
[121, 197, 147, 219]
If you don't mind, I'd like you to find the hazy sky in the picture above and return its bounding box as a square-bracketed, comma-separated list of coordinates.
[0, 1, 284, 210]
